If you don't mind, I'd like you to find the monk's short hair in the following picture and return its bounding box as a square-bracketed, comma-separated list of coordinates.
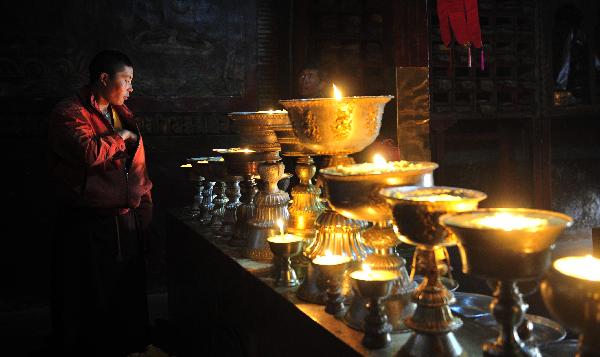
[89, 50, 133, 84]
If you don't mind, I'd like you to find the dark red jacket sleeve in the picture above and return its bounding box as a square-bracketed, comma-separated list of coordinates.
[49, 103, 126, 168]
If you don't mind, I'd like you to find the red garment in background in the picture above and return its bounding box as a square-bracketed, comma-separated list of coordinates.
[437, 0, 483, 48]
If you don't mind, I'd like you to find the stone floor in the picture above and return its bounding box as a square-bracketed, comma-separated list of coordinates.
[1, 288, 171, 357]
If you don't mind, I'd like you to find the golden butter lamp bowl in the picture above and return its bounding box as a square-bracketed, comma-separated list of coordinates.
[320, 161, 438, 223]
[267, 236, 304, 287]
[191, 156, 223, 180]
[440, 208, 572, 357]
[268, 113, 316, 157]
[350, 272, 398, 299]
[228, 110, 290, 127]
[541, 255, 600, 356]
[379, 186, 487, 357]
[228, 111, 289, 152]
[212, 148, 266, 178]
[279, 96, 393, 155]
[350, 269, 398, 349]
[440, 208, 573, 281]
[380, 186, 487, 247]
[321, 165, 438, 335]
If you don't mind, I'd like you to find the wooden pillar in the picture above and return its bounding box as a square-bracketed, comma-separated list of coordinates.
[393, 0, 431, 161]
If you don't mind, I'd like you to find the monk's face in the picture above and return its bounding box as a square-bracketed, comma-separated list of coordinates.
[100, 65, 133, 106]
[298, 69, 323, 98]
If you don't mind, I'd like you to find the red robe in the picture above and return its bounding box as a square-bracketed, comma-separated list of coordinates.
[47, 87, 152, 355]
[48, 86, 152, 212]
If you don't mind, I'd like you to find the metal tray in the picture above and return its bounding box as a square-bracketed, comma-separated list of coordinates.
[450, 292, 493, 318]
[539, 339, 578, 357]
[473, 313, 566, 345]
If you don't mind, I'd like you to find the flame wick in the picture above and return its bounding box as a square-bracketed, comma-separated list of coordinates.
[333, 84, 343, 100]
[276, 219, 284, 236]
[373, 153, 387, 165]
[362, 263, 372, 274]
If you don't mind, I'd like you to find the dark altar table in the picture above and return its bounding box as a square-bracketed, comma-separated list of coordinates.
[166, 208, 558, 356]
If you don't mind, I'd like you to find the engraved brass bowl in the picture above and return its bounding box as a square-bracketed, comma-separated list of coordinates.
[279, 96, 393, 155]
[440, 208, 572, 357]
[228, 111, 289, 153]
[212, 148, 266, 178]
[381, 186, 488, 248]
[440, 208, 573, 281]
[320, 162, 438, 223]
[380, 186, 487, 357]
[541, 256, 600, 356]
[269, 113, 315, 157]
[321, 164, 438, 334]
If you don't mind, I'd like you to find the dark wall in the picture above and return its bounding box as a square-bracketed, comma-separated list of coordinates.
[0, 0, 269, 307]
[428, 0, 600, 240]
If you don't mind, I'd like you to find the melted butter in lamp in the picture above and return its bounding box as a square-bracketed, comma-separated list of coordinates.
[350, 263, 398, 281]
[259, 109, 287, 114]
[267, 234, 303, 244]
[213, 147, 255, 154]
[471, 213, 548, 231]
[325, 160, 433, 176]
[180, 163, 192, 168]
[313, 251, 351, 266]
[267, 219, 302, 243]
[408, 194, 463, 202]
[554, 255, 600, 282]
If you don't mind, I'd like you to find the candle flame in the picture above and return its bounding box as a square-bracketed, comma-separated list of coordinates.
[362, 263, 372, 274]
[333, 84, 343, 100]
[277, 219, 284, 236]
[325, 250, 332, 257]
[373, 153, 387, 165]
[180, 163, 192, 168]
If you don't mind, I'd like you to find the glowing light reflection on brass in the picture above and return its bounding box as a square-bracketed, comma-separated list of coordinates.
[470, 213, 548, 231]
[554, 255, 600, 282]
